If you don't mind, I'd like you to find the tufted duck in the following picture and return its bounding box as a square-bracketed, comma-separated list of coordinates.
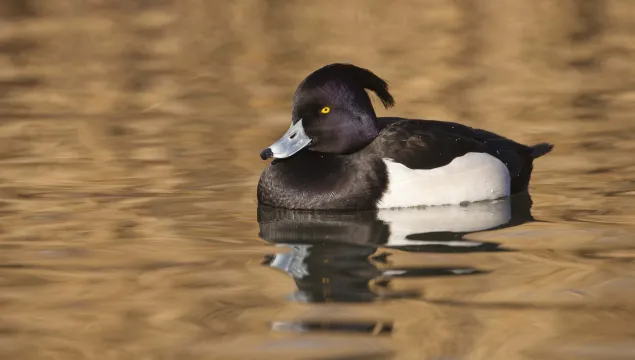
[257, 63, 553, 210]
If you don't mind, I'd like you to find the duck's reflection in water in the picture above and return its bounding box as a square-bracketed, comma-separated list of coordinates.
[259, 192, 534, 304]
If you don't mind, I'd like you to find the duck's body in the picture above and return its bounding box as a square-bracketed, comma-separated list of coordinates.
[257, 64, 553, 210]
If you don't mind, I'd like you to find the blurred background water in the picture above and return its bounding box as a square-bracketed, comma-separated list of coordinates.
[1, 1, 635, 359]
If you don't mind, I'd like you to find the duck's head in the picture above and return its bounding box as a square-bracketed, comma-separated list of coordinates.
[260, 63, 395, 160]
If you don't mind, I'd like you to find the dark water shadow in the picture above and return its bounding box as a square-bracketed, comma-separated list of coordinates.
[258, 192, 535, 304]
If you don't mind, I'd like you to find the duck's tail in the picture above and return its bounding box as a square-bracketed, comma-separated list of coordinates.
[530, 142, 554, 159]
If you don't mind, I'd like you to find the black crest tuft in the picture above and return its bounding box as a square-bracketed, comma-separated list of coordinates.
[300, 63, 396, 109]
[530, 142, 554, 159]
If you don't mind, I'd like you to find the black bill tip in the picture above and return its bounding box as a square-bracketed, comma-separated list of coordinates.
[260, 148, 273, 160]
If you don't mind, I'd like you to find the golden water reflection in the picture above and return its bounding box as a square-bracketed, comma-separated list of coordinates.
[1, 1, 635, 359]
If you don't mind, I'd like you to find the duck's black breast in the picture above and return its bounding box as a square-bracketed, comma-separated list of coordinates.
[366, 118, 536, 193]
[257, 150, 389, 210]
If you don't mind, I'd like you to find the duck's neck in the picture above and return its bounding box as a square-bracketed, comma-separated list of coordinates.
[350, 120, 380, 154]
[342, 113, 380, 154]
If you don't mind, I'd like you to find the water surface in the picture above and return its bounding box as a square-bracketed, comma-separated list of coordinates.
[1, 1, 635, 359]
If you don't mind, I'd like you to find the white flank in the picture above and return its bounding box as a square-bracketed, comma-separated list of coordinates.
[377, 199, 511, 247]
[378, 152, 511, 209]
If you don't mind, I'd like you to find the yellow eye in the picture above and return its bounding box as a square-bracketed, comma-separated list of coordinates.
[320, 106, 331, 114]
